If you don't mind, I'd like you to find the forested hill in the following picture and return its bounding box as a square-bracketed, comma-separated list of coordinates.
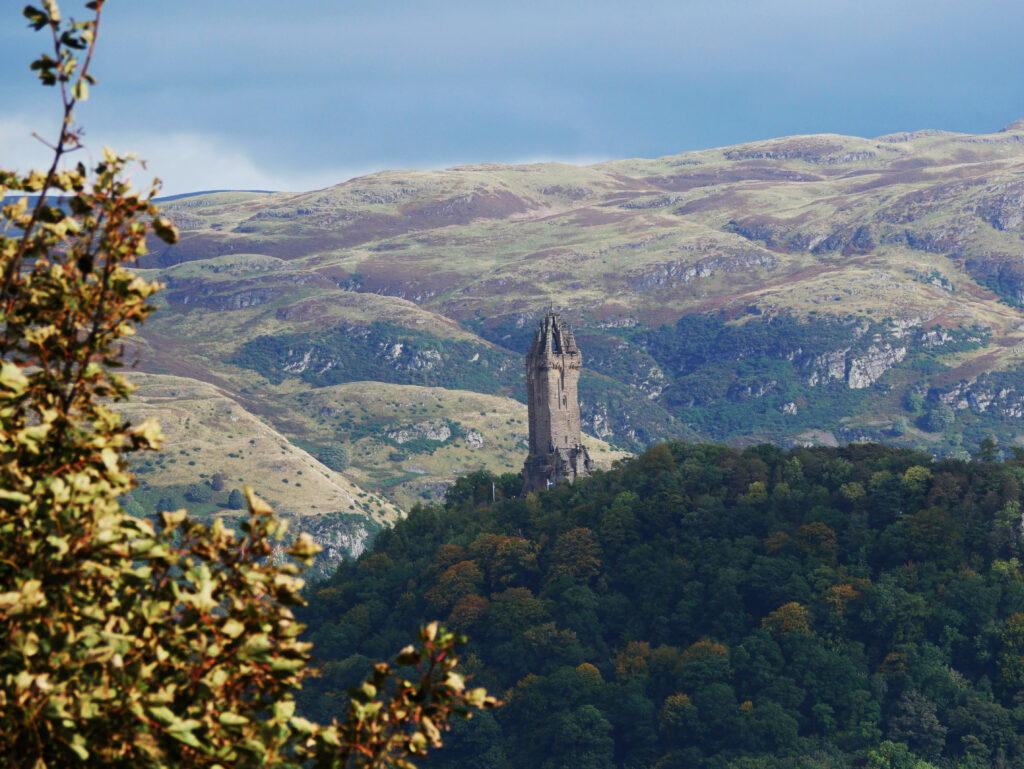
[298, 441, 1024, 769]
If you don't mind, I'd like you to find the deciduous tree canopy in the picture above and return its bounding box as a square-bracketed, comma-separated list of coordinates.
[300, 441, 1024, 769]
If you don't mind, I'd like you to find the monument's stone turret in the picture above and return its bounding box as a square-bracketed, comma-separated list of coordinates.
[522, 309, 594, 494]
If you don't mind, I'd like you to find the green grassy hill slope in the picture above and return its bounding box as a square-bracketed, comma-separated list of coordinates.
[129, 123, 1024, 523]
[116, 374, 403, 575]
[269, 381, 628, 510]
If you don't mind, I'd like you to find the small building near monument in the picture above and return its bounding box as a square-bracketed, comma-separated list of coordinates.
[521, 309, 594, 494]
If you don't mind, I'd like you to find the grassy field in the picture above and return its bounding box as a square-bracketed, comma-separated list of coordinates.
[117, 374, 401, 523]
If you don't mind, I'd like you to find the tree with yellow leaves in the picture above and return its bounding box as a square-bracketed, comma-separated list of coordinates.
[0, 3, 496, 767]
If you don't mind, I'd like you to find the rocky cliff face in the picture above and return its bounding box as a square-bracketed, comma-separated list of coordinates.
[281, 337, 444, 377]
[802, 344, 908, 389]
[847, 345, 908, 388]
[163, 272, 333, 311]
[386, 421, 453, 444]
[624, 247, 779, 292]
[273, 513, 374, 580]
[796, 321, 981, 390]
[935, 378, 1024, 419]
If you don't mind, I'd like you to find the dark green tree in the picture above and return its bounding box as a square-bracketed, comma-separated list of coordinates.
[923, 403, 955, 433]
[888, 691, 947, 760]
[974, 437, 1000, 462]
[185, 482, 213, 503]
[228, 488, 247, 509]
[318, 444, 350, 472]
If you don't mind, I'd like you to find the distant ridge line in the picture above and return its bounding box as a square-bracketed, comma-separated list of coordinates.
[2, 190, 278, 205]
[154, 190, 277, 202]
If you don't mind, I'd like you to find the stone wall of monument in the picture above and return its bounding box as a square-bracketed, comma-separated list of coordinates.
[522, 310, 593, 494]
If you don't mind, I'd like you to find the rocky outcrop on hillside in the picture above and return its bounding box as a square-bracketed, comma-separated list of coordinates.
[721, 137, 877, 164]
[795, 340, 908, 390]
[624, 247, 779, 292]
[177, 287, 280, 310]
[804, 349, 849, 386]
[973, 179, 1024, 231]
[275, 513, 373, 579]
[962, 256, 1024, 303]
[798, 322, 982, 390]
[727, 379, 779, 401]
[583, 404, 637, 445]
[578, 392, 680, 450]
[386, 421, 453, 444]
[725, 216, 808, 251]
[846, 345, 908, 388]
[811, 224, 876, 256]
[280, 328, 448, 377]
[165, 271, 332, 310]
[576, 334, 668, 399]
[933, 374, 1024, 419]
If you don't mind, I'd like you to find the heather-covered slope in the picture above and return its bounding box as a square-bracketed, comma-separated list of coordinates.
[132, 123, 1024, 515]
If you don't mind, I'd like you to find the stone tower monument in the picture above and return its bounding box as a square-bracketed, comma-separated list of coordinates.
[521, 309, 594, 494]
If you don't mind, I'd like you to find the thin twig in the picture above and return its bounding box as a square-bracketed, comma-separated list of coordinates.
[1, 3, 104, 301]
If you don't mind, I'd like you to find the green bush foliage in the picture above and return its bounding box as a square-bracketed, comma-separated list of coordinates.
[185, 481, 213, 503]
[318, 444, 351, 472]
[924, 403, 956, 432]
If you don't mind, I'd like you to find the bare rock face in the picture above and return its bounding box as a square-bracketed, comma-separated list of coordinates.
[936, 381, 1024, 418]
[975, 180, 1024, 231]
[386, 421, 452, 444]
[624, 248, 778, 292]
[802, 341, 907, 390]
[274, 513, 372, 580]
[847, 345, 908, 389]
[728, 379, 779, 401]
[806, 350, 849, 386]
[171, 286, 280, 310]
[586, 409, 616, 441]
[274, 325, 455, 379]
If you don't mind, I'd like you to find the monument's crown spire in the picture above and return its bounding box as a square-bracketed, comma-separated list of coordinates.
[531, 308, 579, 358]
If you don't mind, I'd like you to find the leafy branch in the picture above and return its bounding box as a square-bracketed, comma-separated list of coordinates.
[0, 3, 498, 767]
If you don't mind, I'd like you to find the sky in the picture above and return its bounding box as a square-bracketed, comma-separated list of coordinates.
[2, 0, 1024, 196]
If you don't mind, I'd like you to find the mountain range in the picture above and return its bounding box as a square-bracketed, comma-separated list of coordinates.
[125, 121, 1024, 562]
